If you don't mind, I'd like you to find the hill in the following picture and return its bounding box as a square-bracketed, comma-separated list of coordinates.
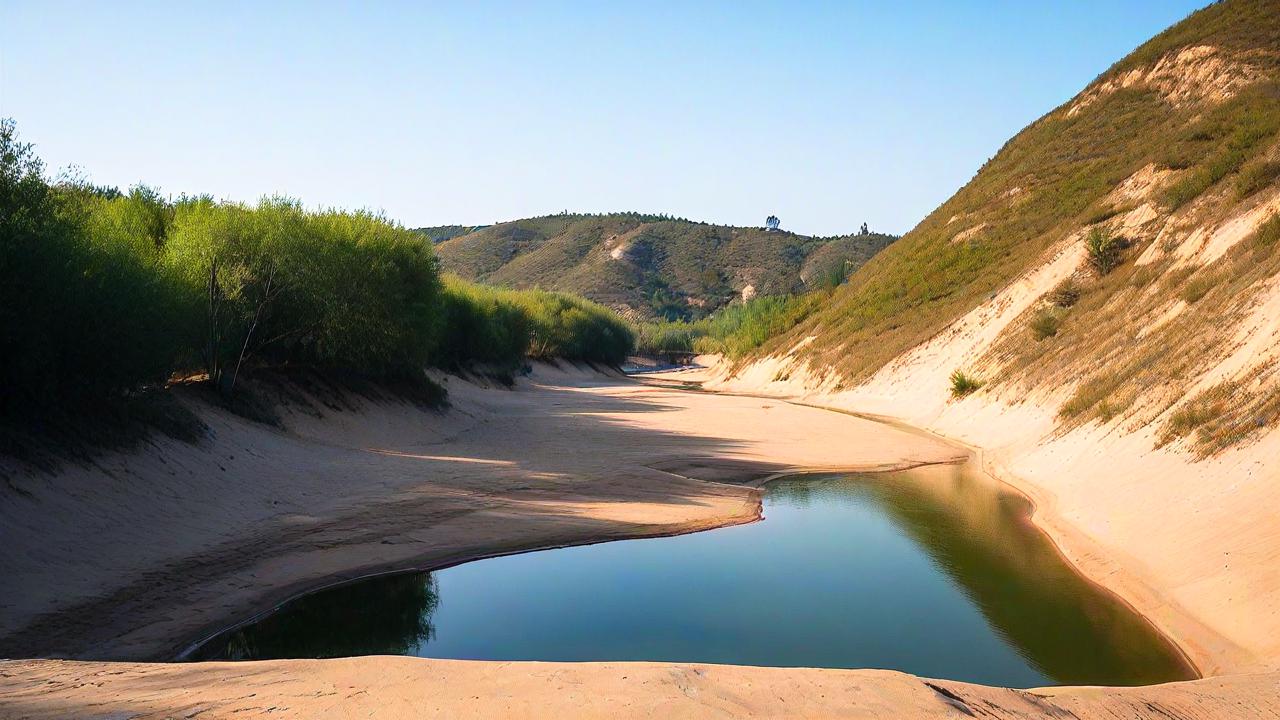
[706, 0, 1280, 678]
[746, 0, 1280, 455]
[432, 212, 896, 321]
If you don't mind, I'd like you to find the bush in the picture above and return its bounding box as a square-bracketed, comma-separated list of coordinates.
[436, 278, 635, 369]
[433, 277, 531, 370]
[1029, 308, 1062, 340]
[164, 198, 443, 391]
[515, 290, 634, 365]
[949, 369, 983, 397]
[633, 321, 702, 355]
[695, 294, 818, 358]
[0, 120, 188, 413]
[1084, 228, 1123, 276]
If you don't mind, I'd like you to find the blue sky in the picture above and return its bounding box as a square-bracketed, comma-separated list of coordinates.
[2, 1, 1208, 236]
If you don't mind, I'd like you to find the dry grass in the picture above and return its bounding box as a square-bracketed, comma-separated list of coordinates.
[1030, 308, 1063, 340]
[1159, 366, 1280, 457]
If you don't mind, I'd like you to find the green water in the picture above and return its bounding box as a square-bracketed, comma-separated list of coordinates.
[192, 465, 1194, 687]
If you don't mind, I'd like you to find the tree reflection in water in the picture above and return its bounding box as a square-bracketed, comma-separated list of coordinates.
[193, 572, 439, 660]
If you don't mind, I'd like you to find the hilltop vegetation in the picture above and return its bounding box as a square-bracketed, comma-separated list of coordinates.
[414, 224, 487, 244]
[434, 212, 895, 321]
[0, 120, 632, 434]
[742, 0, 1280, 456]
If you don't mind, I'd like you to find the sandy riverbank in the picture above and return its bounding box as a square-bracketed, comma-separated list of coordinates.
[3, 657, 1278, 719]
[2, 364, 1277, 718]
[0, 364, 960, 663]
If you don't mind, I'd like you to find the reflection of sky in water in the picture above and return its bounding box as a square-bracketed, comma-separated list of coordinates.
[197, 466, 1193, 688]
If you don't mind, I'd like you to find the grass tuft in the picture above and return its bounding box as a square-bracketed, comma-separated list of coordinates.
[949, 369, 984, 397]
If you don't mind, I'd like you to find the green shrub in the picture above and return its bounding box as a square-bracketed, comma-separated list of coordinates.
[949, 369, 983, 397]
[433, 277, 531, 370]
[0, 120, 188, 413]
[515, 290, 634, 365]
[436, 278, 635, 368]
[633, 320, 703, 355]
[1084, 228, 1123, 276]
[694, 294, 819, 358]
[164, 198, 442, 391]
[1029, 308, 1062, 340]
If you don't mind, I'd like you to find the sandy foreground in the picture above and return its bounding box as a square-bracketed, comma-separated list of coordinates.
[1, 363, 1278, 718]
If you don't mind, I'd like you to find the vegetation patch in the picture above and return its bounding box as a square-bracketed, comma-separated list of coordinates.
[1180, 271, 1219, 304]
[634, 292, 822, 360]
[1159, 369, 1279, 457]
[1085, 228, 1125, 276]
[435, 212, 895, 321]
[1047, 278, 1082, 308]
[1029, 308, 1063, 340]
[1234, 159, 1280, 199]
[1, 120, 636, 463]
[949, 370, 984, 398]
[1251, 213, 1280, 250]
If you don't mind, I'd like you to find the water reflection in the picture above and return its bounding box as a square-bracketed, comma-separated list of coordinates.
[192, 573, 439, 660]
[193, 466, 1193, 687]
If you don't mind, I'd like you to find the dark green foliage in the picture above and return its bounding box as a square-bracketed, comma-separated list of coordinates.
[518, 291, 634, 365]
[633, 292, 822, 360]
[0, 120, 188, 414]
[164, 199, 443, 390]
[436, 276, 635, 369]
[695, 294, 820, 358]
[632, 321, 700, 355]
[433, 277, 532, 370]
[1, 119, 637, 442]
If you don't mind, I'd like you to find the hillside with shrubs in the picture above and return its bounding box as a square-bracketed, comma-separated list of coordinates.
[433, 213, 895, 321]
[722, 0, 1280, 457]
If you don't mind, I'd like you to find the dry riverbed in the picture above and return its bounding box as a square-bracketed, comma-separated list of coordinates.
[1, 364, 1277, 718]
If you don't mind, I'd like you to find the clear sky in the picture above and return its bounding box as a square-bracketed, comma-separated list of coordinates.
[2, 1, 1209, 236]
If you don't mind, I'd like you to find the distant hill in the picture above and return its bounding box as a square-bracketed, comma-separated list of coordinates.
[432, 212, 896, 320]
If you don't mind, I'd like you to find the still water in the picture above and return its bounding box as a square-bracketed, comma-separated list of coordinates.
[193, 465, 1194, 687]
